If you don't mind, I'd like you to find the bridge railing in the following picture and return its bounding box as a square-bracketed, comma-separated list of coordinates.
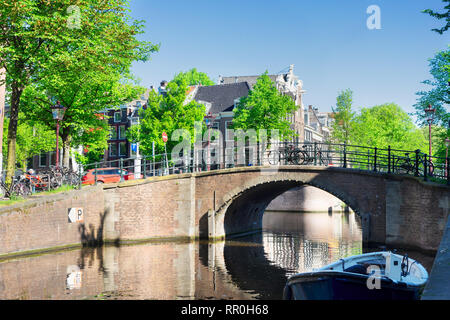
[2, 142, 445, 200]
[77, 142, 449, 187]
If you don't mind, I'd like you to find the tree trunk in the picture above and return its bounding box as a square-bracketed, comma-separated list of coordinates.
[5, 82, 23, 185]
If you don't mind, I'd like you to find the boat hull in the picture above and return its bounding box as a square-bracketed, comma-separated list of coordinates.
[284, 271, 423, 300]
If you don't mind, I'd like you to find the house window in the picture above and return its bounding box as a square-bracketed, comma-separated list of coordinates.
[110, 126, 118, 140]
[51, 151, 56, 166]
[110, 143, 118, 157]
[119, 142, 127, 156]
[212, 122, 220, 130]
[114, 112, 121, 123]
[39, 153, 48, 167]
[118, 125, 126, 140]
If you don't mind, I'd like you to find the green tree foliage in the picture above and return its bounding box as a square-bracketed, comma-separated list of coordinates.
[423, 0, 450, 34]
[172, 68, 215, 86]
[352, 104, 428, 152]
[331, 89, 356, 144]
[421, 125, 449, 160]
[413, 49, 450, 127]
[2, 113, 55, 171]
[232, 72, 297, 141]
[0, 0, 158, 183]
[126, 81, 206, 156]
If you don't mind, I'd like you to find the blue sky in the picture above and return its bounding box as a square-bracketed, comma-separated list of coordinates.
[129, 0, 448, 117]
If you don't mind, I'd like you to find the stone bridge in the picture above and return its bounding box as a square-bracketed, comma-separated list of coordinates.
[102, 165, 450, 252]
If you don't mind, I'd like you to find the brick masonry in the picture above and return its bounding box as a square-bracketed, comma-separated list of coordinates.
[0, 186, 105, 258]
[0, 166, 448, 258]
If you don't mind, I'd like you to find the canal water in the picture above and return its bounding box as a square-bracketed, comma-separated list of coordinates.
[0, 210, 436, 300]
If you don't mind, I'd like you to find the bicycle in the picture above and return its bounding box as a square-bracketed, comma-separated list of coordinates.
[0, 175, 32, 199]
[394, 153, 415, 175]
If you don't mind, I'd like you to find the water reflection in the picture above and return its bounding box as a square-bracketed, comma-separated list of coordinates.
[262, 210, 363, 276]
[0, 210, 435, 300]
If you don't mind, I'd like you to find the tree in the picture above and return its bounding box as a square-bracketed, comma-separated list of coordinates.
[423, 0, 450, 34]
[352, 104, 427, 152]
[232, 72, 297, 141]
[331, 89, 356, 145]
[0, 0, 157, 183]
[126, 81, 206, 156]
[421, 125, 449, 160]
[2, 113, 55, 171]
[413, 49, 450, 127]
[172, 68, 215, 86]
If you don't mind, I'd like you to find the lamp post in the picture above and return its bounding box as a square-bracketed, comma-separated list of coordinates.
[204, 112, 216, 171]
[446, 138, 450, 178]
[51, 101, 66, 169]
[424, 104, 435, 175]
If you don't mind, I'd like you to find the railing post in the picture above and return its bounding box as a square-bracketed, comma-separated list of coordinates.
[94, 163, 98, 184]
[343, 144, 347, 168]
[373, 147, 377, 172]
[120, 158, 123, 181]
[143, 158, 147, 179]
[415, 150, 420, 177]
[423, 154, 428, 182]
[314, 142, 317, 166]
[388, 146, 391, 174]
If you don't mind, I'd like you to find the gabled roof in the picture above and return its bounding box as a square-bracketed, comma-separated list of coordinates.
[193, 82, 250, 114]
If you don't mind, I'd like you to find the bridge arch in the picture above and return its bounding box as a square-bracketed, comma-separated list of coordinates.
[212, 175, 369, 242]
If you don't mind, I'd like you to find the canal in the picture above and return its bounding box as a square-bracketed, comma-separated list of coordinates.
[0, 208, 436, 300]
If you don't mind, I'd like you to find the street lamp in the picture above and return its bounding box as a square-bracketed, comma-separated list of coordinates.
[204, 112, 216, 171]
[424, 104, 435, 175]
[51, 101, 66, 169]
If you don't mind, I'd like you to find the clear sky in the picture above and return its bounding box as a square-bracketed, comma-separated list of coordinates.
[129, 0, 449, 117]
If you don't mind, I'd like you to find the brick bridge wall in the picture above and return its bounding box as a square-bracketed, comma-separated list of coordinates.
[103, 166, 449, 252]
[0, 166, 448, 258]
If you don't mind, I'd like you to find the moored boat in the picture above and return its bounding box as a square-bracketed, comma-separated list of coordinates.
[283, 251, 428, 300]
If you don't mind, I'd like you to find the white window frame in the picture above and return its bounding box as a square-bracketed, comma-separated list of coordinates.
[119, 142, 127, 157]
[109, 143, 118, 157]
[114, 112, 121, 123]
[39, 153, 48, 167]
[118, 125, 126, 140]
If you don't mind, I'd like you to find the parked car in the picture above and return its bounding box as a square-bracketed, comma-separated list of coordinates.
[81, 168, 136, 185]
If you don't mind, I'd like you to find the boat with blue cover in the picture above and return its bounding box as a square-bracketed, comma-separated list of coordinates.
[283, 251, 428, 300]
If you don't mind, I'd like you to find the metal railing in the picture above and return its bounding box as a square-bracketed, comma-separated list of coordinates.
[1, 142, 448, 200]
[82, 142, 450, 186]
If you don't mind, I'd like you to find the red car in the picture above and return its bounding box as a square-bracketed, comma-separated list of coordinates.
[81, 168, 136, 185]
